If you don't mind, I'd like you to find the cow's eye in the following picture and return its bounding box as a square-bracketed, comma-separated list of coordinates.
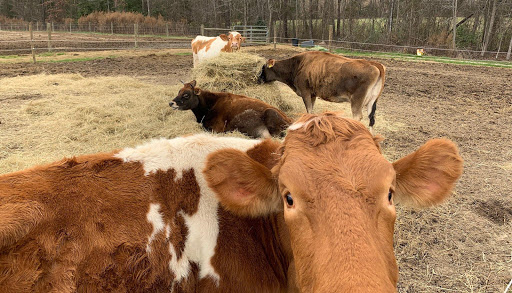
[183, 94, 189, 99]
[388, 189, 393, 203]
[285, 193, 294, 207]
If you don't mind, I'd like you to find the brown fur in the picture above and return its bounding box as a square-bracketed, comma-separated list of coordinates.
[0, 118, 463, 292]
[170, 80, 292, 138]
[0, 152, 204, 292]
[259, 51, 386, 129]
[204, 112, 463, 292]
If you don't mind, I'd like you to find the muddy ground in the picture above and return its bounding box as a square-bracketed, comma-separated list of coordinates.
[0, 45, 511, 292]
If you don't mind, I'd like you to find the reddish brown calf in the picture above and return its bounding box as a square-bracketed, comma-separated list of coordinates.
[170, 80, 291, 138]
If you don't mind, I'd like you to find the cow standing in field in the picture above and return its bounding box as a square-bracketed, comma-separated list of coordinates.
[169, 80, 291, 138]
[0, 112, 463, 292]
[258, 51, 386, 134]
[191, 32, 244, 67]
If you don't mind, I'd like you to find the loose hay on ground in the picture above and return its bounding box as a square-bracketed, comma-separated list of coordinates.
[0, 74, 208, 173]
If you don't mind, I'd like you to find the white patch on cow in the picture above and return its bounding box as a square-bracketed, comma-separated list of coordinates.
[192, 36, 229, 66]
[168, 218, 191, 282]
[116, 133, 261, 285]
[288, 122, 305, 131]
[228, 31, 240, 37]
[146, 203, 165, 253]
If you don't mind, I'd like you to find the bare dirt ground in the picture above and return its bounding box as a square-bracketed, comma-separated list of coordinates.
[0, 44, 511, 292]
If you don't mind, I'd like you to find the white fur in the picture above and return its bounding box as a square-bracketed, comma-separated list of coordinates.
[146, 203, 165, 252]
[116, 134, 261, 285]
[192, 35, 229, 67]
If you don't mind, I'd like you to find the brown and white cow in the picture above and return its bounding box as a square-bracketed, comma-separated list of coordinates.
[191, 31, 244, 67]
[169, 80, 291, 138]
[258, 51, 386, 134]
[0, 113, 463, 292]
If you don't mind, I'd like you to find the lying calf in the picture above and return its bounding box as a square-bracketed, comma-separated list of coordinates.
[170, 80, 291, 138]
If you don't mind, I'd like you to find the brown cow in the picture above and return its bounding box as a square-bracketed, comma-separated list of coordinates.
[169, 80, 291, 138]
[258, 51, 386, 133]
[0, 113, 463, 292]
[191, 32, 245, 67]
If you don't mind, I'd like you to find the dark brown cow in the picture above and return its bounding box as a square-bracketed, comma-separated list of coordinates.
[169, 80, 291, 138]
[0, 113, 463, 292]
[258, 51, 386, 133]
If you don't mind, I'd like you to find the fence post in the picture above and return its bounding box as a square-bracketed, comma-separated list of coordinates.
[166, 23, 169, 37]
[36, 21, 39, 31]
[200, 24, 204, 36]
[47, 22, 52, 52]
[110, 22, 114, 35]
[69, 22, 72, 32]
[507, 34, 512, 60]
[273, 23, 277, 49]
[134, 23, 138, 48]
[88, 22, 91, 32]
[51, 22, 54, 32]
[30, 23, 36, 63]
[328, 25, 333, 52]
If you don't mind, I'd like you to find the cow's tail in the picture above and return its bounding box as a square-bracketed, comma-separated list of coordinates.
[0, 200, 45, 249]
[367, 62, 386, 132]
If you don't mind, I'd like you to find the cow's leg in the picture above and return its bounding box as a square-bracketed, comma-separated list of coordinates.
[301, 93, 315, 113]
[350, 97, 364, 122]
[310, 96, 317, 110]
[263, 108, 290, 137]
[367, 100, 377, 135]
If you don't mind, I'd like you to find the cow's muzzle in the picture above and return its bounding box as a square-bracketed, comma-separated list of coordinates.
[169, 101, 179, 110]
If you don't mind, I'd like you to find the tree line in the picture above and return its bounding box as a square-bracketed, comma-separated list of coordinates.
[1, 0, 511, 55]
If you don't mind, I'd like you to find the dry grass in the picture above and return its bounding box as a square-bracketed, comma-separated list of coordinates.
[191, 52, 266, 91]
[0, 74, 203, 172]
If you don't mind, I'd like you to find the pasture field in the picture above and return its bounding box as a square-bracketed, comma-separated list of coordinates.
[0, 44, 511, 292]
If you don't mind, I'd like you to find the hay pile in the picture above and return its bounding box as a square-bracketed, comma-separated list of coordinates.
[192, 52, 266, 91]
[191, 51, 305, 115]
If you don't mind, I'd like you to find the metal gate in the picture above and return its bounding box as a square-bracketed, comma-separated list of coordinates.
[231, 25, 268, 43]
[203, 25, 268, 44]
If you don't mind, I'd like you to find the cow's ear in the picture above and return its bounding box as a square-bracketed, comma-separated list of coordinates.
[189, 80, 197, 87]
[241, 37, 246, 43]
[219, 34, 228, 41]
[204, 146, 281, 217]
[267, 59, 276, 68]
[392, 139, 463, 208]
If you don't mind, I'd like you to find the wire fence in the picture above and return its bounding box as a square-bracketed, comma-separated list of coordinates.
[0, 22, 510, 61]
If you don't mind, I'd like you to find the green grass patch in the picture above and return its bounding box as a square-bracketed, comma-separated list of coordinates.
[332, 48, 512, 68]
[0, 55, 21, 59]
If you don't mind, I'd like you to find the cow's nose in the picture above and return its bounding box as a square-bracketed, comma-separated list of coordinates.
[169, 101, 179, 110]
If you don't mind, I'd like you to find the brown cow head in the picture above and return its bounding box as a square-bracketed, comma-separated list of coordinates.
[228, 31, 244, 51]
[170, 80, 201, 110]
[204, 112, 463, 292]
[257, 59, 277, 84]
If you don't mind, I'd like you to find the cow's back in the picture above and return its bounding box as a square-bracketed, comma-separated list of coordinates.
[0, 153, 172, 292]
[295, 51, 382, 96]
[204, 93, 289, 133]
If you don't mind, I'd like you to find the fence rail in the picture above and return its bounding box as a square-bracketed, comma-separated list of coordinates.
[0, 22, 510, 61]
